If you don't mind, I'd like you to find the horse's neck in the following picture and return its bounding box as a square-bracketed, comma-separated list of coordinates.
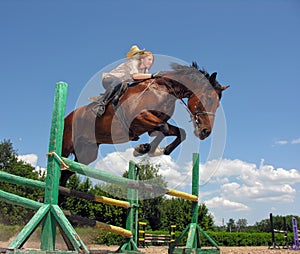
[163, 77, 193, 99]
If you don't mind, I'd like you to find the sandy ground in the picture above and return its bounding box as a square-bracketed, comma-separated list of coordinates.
[1, 241, 299, 254]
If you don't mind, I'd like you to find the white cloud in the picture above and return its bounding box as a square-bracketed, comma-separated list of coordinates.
[18, 154, 38, 167]
[291, 138, 300, 144]
[201, 158, 300, 216]
[275, 140, 288, 145]
[86, 149, 300, 222]
[94, 148, 185, 188]
[274, 137, 300, 145]
[205, 197, 250, 211]
[18, 154, 46, 177]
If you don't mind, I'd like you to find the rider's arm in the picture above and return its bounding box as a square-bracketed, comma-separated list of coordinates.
[132, 73, 152, 80]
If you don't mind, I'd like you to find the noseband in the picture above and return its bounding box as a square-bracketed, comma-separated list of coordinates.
[193, 111, 215, 126]
[180, 99, 215, 124]
[194, 111, 215, 116]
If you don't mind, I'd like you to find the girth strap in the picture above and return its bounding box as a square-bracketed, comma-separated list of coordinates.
[112, 102, 138, 141]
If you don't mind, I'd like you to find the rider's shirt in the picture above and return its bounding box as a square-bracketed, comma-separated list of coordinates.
[102, 58, 148, 82]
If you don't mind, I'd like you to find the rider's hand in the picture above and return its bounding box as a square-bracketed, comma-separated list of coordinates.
[151, 71, 165, 79]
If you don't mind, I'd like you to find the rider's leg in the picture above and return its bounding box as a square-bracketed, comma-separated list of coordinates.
[93, 77, 121, 116]
[100, 77, 121, 104]
[111, 81, 128, 106]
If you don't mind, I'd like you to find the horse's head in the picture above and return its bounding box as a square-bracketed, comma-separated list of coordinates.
[169, 63, 229, 140]
[189, 63, 229, 139]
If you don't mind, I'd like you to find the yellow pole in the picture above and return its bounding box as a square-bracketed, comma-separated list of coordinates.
[167, 188, 198, 202]
[95, 221, 132, 238]
[94, 196, 130, 209]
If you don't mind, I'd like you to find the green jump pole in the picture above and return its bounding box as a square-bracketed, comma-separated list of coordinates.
[169, 153, 220, 254]
[61, 157, 197, 201]
[40, 81, 68, 250]
[0, 190, 43, 210]
[0, 171, 46, 189]
[117, 161, 140, 253]
[191, 153, 200, 224]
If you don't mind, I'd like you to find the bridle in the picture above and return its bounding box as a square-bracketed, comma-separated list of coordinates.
[158, 77, 216, 123]
[180, 99, 215, 124]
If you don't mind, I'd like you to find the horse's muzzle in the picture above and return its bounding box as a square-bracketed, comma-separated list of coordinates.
[195, 127, 211, 140]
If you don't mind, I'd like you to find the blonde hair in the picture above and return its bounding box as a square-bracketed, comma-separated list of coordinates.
[129, 51, 153, 61]
[142, 51, 153, 57]
[140, 51, 153, 60]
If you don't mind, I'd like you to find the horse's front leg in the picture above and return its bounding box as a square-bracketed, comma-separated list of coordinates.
[147, 123, 186, 156]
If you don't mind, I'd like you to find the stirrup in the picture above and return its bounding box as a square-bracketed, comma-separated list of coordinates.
[92, 103, 105, 117]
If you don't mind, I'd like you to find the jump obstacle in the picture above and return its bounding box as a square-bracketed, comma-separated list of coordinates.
[268, 213, 289, 250]
[138, 222, 176, 247]
[0, 82, 220, 254]
[291, 217, 300, 250]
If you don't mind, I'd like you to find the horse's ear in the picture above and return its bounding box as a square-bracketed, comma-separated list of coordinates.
[221, 85, 230, 91]
[209, 72, 217, 83]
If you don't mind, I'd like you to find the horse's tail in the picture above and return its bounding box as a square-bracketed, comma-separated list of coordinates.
[62, 111, 75, 159]
[60, 111, 76, 187]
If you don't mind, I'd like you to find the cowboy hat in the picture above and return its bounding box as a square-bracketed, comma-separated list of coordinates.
[126, 45, 145, 59]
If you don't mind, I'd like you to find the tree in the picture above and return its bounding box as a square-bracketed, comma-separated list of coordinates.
[236, 218, 247, 232]
[226, 218, 236, 232]
[0, 139, 17, 170]
[0, 140, 44, 225]
[198, 203, 214, 230]
[62, 175, 94, 219]
[126, 160, 167, 230]
[160, 198, 191, 231]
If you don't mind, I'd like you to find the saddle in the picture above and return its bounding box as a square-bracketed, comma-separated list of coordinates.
[89, 83, 139, 140]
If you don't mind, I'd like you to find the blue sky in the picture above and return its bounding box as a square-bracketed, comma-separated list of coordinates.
[1, 1, 300, 226]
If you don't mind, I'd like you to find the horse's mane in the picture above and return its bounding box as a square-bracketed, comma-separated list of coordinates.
[170, 62, 223, 98]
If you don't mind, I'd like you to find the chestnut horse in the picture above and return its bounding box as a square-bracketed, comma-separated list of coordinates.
[61, 63, 229, 186]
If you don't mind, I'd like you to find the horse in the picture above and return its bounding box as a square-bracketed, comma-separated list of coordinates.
[60, 62, 229, 186]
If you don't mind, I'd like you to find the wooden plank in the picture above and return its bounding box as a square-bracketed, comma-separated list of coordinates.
[0, 190, 42, 210]
[0, 171, 45, 189]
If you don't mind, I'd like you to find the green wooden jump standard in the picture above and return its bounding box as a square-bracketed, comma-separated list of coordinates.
[6, 82, 88, 254]
[0, 82, 140, 254]
[168, 153, 220, 254]
[116, 161, 140, 253]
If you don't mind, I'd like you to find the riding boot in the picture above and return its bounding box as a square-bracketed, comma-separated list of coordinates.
[92, 87, 115, 117]
[112, 82, 128, 106]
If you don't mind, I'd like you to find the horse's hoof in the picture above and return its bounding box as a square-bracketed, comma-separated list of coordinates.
[148, 146, 165, 157]
[131, 136, 140, 141]
[133, 150, 143, 157]
[133, 144, 151, 157]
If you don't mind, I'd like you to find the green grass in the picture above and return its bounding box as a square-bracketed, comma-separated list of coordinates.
[0, 224, 23, 241]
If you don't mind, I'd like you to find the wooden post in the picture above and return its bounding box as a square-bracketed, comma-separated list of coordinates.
[168, 153, 220, 254]
[116, 161, 140, 253]
[41, 81, 68, 250]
